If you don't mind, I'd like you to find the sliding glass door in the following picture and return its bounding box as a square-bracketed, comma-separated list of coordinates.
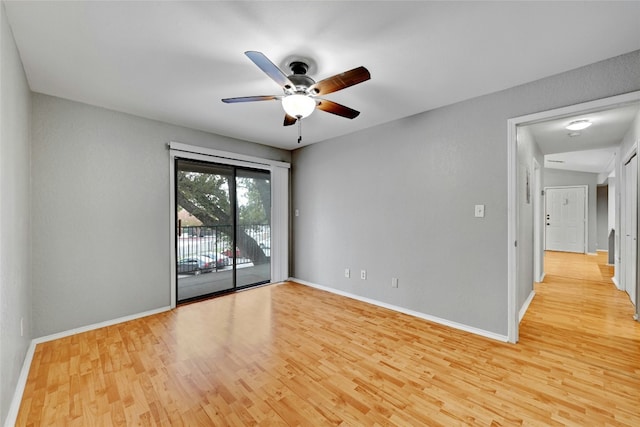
[236, 168, 271, 287]
[175, 159, 271, 302]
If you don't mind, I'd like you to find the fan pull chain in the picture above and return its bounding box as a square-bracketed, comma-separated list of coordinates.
[297, 116, 302, 144]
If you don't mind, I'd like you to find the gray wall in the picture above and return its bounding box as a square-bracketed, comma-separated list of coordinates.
[0, 3, 32, 423]
[292, 50, 640, 336]
[31, 94, 290, 337]
[597, 185, 609, 251]
[543, 168, 598, 253]
[516, 127, 543, 312]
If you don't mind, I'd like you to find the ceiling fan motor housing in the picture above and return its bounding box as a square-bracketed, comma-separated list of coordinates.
[289, 61, 308, 75]
[285, 61, 315, 94]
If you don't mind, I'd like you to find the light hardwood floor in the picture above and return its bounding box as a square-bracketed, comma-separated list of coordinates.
[17, 251, 640, 425]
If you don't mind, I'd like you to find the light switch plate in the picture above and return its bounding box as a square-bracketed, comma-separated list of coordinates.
[474, 204, 485, 218]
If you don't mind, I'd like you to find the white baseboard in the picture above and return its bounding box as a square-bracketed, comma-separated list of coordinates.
[4, 341, 36, 427]
[612, 276, 621, 290]
[536, 272, 546, 283]
[519, 290, 536, 323]
[587, 252, 598, 256]
[32, 306, 171, 345]
[289, 277, 509, 343]
[5, 306, 171, 427]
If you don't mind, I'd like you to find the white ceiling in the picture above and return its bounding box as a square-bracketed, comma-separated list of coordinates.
[527, 103, 640, 174]
[544, 147, 618, 174]
[4, 1, 640, 150]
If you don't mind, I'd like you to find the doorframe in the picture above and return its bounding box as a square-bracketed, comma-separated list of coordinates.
[507, 90, 640, 343]
[168, 142, 290, 308]
[621, 143, 638, 311]
[533, 158, 543, 282]
[543, 185, 588, 253]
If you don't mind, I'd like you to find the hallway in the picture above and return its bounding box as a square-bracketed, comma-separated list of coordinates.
[520, 251, 639, 406]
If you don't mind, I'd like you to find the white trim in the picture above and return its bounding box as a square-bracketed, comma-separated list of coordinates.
[4, 341, 36, 427]
[290, 278, 509, 343]
[622, 142, 638, 166]
[612, 276, 621, 289]
[519, 290, 536, 323]
[169, 153, 177, 308]
[507, 90, 640, 346]
[169, 141, 290, 169]
[539, 272, 546, 283]
[587, 252, 598, 256]
[33, 306, 171, 344]
[4, 306, 171, 427]
[507, 117, 518, 343]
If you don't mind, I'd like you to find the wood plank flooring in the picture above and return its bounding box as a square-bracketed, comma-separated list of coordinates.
[16, 251, 640, 425]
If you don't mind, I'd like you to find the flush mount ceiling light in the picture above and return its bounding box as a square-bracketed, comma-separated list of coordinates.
[565, 119, 592, 131]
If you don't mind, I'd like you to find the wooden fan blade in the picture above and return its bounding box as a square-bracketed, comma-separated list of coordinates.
[317, 100, 360, 119]
[221, 95, 280, 103]
[310, 66, 370, 96]
[245, 51, 295, 90]
[283, 114, 297, 126]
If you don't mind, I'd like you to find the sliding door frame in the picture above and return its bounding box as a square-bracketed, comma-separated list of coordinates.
[168, 142, 290, 308]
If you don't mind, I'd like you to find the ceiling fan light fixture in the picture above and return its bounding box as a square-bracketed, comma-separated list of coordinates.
[282, 94, 316, 119]
[565, 119, 592, 131]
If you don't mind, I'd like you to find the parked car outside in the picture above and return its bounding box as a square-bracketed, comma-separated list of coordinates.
[202, 252, 230, 269]
[223, 247, 241, 258]
[177, 256, 214, 274]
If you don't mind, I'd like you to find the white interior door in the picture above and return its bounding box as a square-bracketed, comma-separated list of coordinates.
[624, 154, 637, 306]
[545, 186, 586, 253]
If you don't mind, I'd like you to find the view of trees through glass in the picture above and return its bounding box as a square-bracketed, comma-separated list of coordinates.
[176, 159, 271, 300]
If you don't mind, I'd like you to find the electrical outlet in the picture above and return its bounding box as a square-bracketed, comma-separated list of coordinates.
[345, 268, 350, 278]
[392, 277, 399, 288]
[361, 270, 367, 280]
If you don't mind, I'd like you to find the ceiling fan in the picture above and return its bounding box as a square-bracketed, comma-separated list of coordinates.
[222, 51, 370, 140]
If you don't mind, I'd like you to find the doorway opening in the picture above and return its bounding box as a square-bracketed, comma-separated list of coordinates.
[507, 90, 640, 343]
